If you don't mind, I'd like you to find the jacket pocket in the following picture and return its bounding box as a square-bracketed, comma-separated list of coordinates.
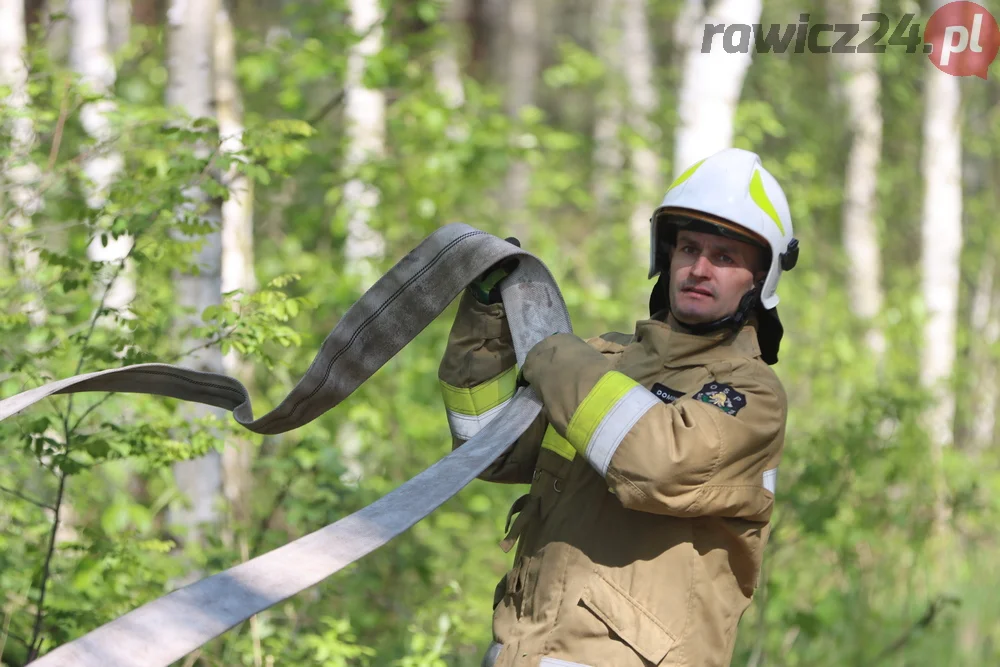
[578, 573, 675, 665]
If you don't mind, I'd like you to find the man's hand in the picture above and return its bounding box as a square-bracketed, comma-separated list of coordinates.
[520, 333, 585, 387]
[469, 236, 520, 305]
[517, 332, 614, 430]
[518, 332, 599, 390]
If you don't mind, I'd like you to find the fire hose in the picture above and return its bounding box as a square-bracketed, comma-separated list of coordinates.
[0, 223, 572, 667]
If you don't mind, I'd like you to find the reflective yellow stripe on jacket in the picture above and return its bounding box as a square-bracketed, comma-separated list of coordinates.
[565, 371, 661, 476]
[541, 425, 576, 461]
[439, 365, 517, 440]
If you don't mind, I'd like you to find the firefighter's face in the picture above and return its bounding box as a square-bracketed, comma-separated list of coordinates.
[668, 230, 764, 325]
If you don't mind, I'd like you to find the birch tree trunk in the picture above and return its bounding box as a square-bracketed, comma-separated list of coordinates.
[0, 0, 46, 325]
[673, 0, 761, 176]
[591, 0, 623, 216]
[483, 0, 508, 83]
[71, 0, 134, 323]
[342, 0, 386, 289]
[969, 258, 999, 455]
[166, 0, 225, 546]
[43, 0, 72, 62]
[215, 0, 256, 528]
[837, 0, 885, 359]
[339, 0, 388, 483]
[621, 0, 660, 261]
[433, 0, 466, 110]
[920, 7, 963, 527]
[502, 0, 538, 240]
[108, 0, 132, 53]
[71, 0, 121, 207]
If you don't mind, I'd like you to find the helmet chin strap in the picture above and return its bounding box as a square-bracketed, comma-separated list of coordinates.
[670, 282, 762, 335]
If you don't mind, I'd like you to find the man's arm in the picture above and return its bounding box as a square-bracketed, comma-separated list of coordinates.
[522, 333, 786, 521]
[438, 290, 546, 484]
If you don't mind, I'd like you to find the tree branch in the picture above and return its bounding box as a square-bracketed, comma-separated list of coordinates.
[69, 140, 226, 382]
[172, 326, 239, 363]
[301, 9, 388, 128]
[67, 316, 246, 436]
[22, 257, 120, 659]
[26, 468, 66, 661]
[16, 131, 262, 658]
[0, 601, 12, 658]
[306, 90, 345, 126]
[69, 394, 117, 434]
[2, 626, 32, 652]
[251, 475, 294, 555]
[0, 483, 54, 511]
[872, 596, 960, 663]
[47, 86, 71, 171]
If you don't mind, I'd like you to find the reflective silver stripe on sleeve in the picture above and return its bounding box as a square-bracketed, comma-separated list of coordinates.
[481, 641, 502, 667]
[539, 658, 594, 667]
[583, 385, 661, 476]
[763, 467, 778, 494]
[446, 398, 513, 440]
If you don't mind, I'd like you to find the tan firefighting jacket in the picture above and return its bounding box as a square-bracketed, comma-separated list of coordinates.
[438, 290, 788, 667]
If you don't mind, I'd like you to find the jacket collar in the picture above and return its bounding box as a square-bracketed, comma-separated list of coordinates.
[633, 312, 762, 368]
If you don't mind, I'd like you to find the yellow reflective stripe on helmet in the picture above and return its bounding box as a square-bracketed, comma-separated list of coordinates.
[541, 425, 576, 461]
[749, 169, 784, 235]
[667, 158, 707, 191]
[439, 366, 517, 416]
[565, 372, 662, 476]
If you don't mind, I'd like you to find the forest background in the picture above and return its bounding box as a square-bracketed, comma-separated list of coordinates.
[1, 0, 999, 665]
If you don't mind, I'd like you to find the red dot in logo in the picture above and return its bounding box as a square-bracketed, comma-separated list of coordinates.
[925, 1, 1000, 78]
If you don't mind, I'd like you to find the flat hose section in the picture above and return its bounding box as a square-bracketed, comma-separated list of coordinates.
[0, 224, 572, 667]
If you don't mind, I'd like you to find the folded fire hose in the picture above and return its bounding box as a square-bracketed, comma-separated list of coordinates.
[0, 223, 573, 667]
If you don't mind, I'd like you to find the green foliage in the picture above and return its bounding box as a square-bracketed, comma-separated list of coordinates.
[3, 1, 1000, 666]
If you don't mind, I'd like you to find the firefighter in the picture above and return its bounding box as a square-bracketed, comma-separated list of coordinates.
[439, 147, 799, 667]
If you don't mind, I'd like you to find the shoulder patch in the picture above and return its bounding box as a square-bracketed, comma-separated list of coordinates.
[650, 382, 684, 405]
[693, 382, 747, 416]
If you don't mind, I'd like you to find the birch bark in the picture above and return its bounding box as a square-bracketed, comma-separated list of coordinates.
[591, 0, 623, 216]
[919, 32, 963, 456]
[342, 0, 386, 288]
[673, 0, 762, 176]
[838, 0, 885, 358]
[108, 0, 132, 52]
[433, 0, 466, 110]
[0, 0, 46, 325]
[166, 0, 225, 545]
[502, 0, 539, 239]
[216, 0, 256, 525]
[621, 0, 660, 260]
[71, 0, 134, 323]
[920, 0, 963, 537]
[339, 0, 388, 482]
[969, 259, 999, 454]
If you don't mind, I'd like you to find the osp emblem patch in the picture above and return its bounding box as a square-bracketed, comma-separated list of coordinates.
[693, 382, 746, 416]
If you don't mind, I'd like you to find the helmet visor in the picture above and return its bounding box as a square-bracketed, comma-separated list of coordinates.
[652, 207, 772, 276]
[652, 207, 769, 251]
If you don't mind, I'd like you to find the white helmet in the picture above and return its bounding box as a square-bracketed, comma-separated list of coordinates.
[648, 147, 798, 310]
